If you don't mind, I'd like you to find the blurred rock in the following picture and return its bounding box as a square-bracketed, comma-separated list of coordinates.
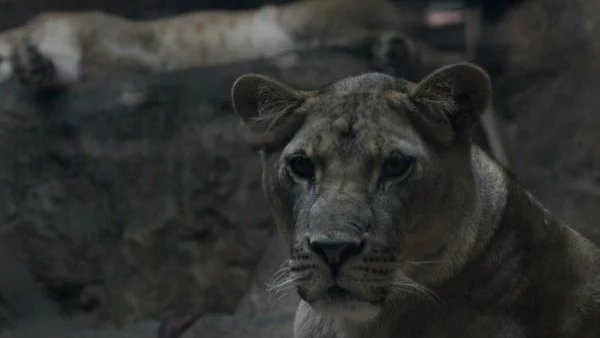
[179, 311, 295, 338]
[0, 34, 498, 334]
[492, 0, 600, 244]
[0, 49, 376, 327]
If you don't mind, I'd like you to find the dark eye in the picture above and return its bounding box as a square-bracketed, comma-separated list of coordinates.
[381, 154, 414, 180]
[287, 155, 315, 179]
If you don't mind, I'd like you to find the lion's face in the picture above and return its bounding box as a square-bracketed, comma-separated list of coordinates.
[232, 64, 491, 320]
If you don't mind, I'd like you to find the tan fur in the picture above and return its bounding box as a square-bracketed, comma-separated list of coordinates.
[231, 63, 600, 337]
[0, 0, 451, 89]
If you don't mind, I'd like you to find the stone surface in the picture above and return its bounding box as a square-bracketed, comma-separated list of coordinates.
[492, 0, 600, 244]
[0, 49, 376, 327]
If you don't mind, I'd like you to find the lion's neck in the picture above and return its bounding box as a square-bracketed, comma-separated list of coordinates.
[443, 146, 512, 281]
[438, 146, 571, 310]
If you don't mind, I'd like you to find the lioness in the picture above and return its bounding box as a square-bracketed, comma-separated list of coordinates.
[231, 63, 600, 337]
[0, 0, 460, 90]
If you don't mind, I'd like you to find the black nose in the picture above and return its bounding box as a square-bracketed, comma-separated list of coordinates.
[308, 236, 364, 273]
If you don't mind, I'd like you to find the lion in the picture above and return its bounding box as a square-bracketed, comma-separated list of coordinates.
[0, 0, 462, 91]
[230, 63, 600, 337]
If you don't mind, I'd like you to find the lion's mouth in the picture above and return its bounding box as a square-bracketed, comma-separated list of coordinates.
[300, 284, 364, 303]
[319, 285, 379, 305]
[300, 283, 383, 305]
[303, 285, 383, 320]
[324, 285, 354, 300]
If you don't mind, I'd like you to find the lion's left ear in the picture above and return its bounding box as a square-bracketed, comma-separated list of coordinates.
[231, 74, 310, 149]
[407, 62, 491, 140]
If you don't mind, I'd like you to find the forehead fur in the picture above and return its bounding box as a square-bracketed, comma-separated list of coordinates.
[286, 73, 422, 158]
[316, 72, 413, 96]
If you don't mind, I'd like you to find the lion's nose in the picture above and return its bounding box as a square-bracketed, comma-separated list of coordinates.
[308, 235, 365, 273]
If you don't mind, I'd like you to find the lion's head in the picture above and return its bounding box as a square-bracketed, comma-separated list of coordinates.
[231, 63, 492, 321]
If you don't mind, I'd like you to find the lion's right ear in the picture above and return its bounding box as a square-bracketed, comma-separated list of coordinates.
[406, 63, 491, 144]
[231, 74, 309, 148]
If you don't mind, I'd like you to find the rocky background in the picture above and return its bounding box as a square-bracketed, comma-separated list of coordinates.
[492, 0, 600, 243]
[0, 0, 598, 337]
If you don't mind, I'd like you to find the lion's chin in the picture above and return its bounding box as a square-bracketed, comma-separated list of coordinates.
[305, 286, 382, 321]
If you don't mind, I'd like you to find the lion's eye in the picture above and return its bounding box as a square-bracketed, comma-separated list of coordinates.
[287, 155, 315, 179]
[381, 154, 414, 180]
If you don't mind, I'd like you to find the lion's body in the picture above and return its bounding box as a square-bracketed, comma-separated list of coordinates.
[1, 8, 298, 81]
[0, 0, 450, 89]
[231, 64, 600, 338]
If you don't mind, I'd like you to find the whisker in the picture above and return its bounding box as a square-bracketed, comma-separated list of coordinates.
[404, 260, 448, 272]
[390, 277, 443, 305]
[265, 261, 307, 306]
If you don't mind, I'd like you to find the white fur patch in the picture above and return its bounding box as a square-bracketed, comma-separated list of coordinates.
[31, 19, 82, 84]
[246, 5, 295, 57]
[470, 147, 509, 258]
[294, 301, 337, 338]
[474, 147, 508, 214]
[0, 41, 13, 83]
[0, 59, 13, 84]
